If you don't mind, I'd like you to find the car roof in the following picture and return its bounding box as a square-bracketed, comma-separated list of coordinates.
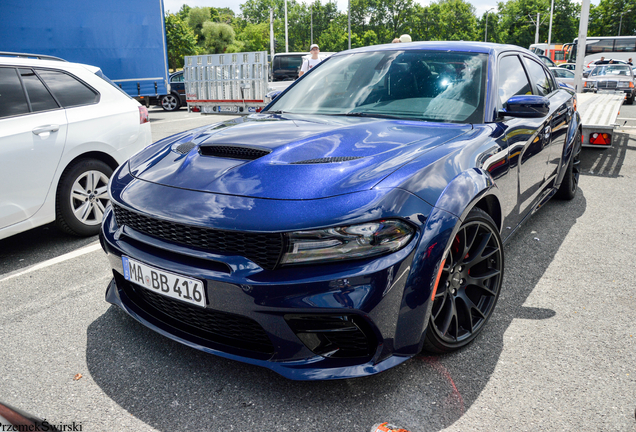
[336, 41, 533, 57]
[0, 55, 100, 73]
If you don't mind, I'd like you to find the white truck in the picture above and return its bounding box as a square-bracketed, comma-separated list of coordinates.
[184, 51, 293, 115]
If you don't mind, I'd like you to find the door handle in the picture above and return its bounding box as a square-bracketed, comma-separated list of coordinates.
[32, 124, 60, 135]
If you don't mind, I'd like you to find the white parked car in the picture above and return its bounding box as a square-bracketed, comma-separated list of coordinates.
[0, 53, 152, 240]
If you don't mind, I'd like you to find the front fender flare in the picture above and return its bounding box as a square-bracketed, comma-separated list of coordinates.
[393, 168, 502, 354]
[435, 167, 501, 231]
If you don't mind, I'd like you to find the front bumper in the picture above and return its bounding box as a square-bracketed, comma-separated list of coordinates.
[99, 176, 446, 379]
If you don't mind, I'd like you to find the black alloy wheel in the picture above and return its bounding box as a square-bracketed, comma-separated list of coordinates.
[423, 208, 503, 354]
[555, 130, 582, 200]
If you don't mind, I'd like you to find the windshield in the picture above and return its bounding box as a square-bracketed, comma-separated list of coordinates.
[590, 65, 632, 77]
[267, 50, 488, 123]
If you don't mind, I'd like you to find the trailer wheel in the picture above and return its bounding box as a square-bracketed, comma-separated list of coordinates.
[161, 93, 181, 111]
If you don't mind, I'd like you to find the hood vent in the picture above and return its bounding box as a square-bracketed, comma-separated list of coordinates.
[174, 142, 197, 155]
[199, 145, 271, 160]
[291, 156, 363, 164]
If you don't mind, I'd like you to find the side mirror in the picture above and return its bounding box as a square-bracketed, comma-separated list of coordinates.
[499, 95, 550, 118]
[266, 90, 282, 101]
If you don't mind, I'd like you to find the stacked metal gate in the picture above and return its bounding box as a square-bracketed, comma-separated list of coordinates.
[184, 51, 269, 114]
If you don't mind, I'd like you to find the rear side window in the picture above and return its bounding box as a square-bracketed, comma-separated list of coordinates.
[275, 55, 304, 70]
[523, 58, 554, 96]
[19, 68, 59, 113]
[498, 55, 532, 107]
[37, 70, 99, 107]
[0, 67, 29, 118]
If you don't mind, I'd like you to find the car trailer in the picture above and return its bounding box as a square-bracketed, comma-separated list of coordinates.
[184, 51, 292, 115]
[577, 91, 624, 147]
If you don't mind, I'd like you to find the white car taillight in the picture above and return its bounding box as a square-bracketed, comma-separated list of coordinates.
[138, 106, 149, 124]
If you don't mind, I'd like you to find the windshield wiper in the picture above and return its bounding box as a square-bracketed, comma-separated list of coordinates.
[261, 110, 289, 114]
[338, 112, 406, 120]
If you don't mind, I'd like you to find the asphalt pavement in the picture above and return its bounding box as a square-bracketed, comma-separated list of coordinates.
[1, 105, 635, 431]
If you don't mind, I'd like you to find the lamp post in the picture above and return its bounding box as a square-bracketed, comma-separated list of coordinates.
[485, 8, 494, 42]
[619, 10, 631, 36]
[547, 0, 555, 58]
[348, 0, 351, 50]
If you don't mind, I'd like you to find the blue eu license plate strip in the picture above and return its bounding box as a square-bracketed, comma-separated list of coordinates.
[122, 256, 206, 308]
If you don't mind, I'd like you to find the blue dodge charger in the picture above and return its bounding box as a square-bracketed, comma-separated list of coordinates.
[100, 42, 581, 380]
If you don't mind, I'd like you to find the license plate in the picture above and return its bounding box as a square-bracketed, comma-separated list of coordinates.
[219, 105, 238, 112]
[122, 256, 206, 308]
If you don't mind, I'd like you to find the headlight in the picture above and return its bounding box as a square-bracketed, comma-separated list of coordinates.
[618, 81, 629, 87]
[280, 219, 415, 265]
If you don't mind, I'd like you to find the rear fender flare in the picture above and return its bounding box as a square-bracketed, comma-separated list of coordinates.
[556, 111, 582, 188]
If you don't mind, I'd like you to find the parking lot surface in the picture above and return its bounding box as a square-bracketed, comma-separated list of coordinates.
[1, 105, 635, 431]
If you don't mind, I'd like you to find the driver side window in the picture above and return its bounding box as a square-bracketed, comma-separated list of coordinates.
[498, 55, 532, 107]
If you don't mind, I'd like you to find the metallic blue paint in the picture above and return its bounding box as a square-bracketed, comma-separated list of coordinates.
[500, 95, 551, 118]
[101, 42, 582, 380]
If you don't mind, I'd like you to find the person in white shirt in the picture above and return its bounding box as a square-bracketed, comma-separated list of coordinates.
[299, 44, 322, 77]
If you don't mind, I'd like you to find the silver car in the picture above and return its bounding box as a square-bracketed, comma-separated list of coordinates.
[550, 67, 575, 88]
[583, 63, 635, 104]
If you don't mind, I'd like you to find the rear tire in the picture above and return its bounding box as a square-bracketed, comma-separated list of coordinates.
[627, 95, 634, 105]
[555, 130, 582, 200]
[423, 208, 503, 354]
[161, 93, 181, 111]
[56, 159, 113, 237]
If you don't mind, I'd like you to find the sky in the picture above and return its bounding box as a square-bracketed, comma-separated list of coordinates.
[163, 0, 500, 22]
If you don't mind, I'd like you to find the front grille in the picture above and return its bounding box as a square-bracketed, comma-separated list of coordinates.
[120, 276, 275, 355]
[598, 81, 618, 89]
[199, 145, 271, 160]
[113, 205, 284, 270]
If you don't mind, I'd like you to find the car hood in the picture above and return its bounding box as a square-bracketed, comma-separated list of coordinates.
[586, 75, 633, 81]
[128, 114, 472, 200]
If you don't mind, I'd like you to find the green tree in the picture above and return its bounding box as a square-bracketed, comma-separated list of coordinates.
[188, 7, 214, 44]
[176, 4, 191, 21]
[237, 22, 271, 51]
[497, 0, 550, 47]
[318, 15, 355, 51]
[217, 7, 236, 24]
[589, 0, 636, 36]
[165, 13, 198, 71]
[201, 22, 237, 53]
[476, 10, 501, 43]
[436, 0, 478, 40]
[411, 3, 443, 42]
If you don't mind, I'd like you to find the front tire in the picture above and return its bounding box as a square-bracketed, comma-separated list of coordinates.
[56, 159, 113, 236]
[161, 93, 181, 111]
[423, 208, 504, 354]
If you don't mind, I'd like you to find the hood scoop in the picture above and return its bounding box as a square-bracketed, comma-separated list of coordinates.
[290, 156, 364, 164]
[199, 145, 271, 161]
